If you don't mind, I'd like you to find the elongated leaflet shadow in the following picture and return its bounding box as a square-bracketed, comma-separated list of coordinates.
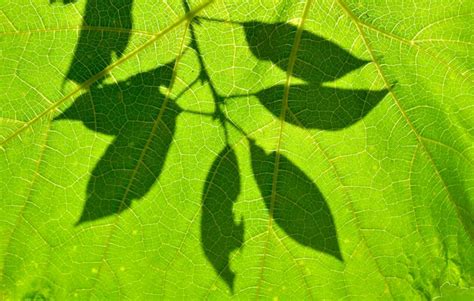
[201, 145, 244, 293]
[55, 61, 180, 224]
[244, 22, 368, 84]
[64, 0, 134, 84]
[255, 84, 387, 130]
[250, 140, 342, 260]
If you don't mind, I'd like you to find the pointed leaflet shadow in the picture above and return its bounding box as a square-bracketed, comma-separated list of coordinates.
[65, 0, 134, 84]
[242, 22, 388, 130]
[249, 140, 342, 260]
[255, 84, 387, 130]
[201, 145, 244, 292]
[55, 61, 180, 224]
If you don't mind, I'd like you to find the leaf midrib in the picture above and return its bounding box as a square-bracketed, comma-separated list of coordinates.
[0, 26, 156, 36]
[335, 0, 472, 239]
[254, 0, 314, 299]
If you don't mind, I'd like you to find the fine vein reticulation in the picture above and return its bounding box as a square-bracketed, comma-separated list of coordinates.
[0, 0, 472, 300]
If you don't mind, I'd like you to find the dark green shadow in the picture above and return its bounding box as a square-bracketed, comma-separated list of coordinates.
[250, 140, 342, 260]
[55, 61, 179, 224]
[65, 0, 134, 84]
[201, 145, 244, 293]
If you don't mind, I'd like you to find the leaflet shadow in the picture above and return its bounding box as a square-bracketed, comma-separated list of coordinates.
[55, 61, 180, 224]
[201, 145, 244, 293]
[64, 0, 134, 84]
[250, 140, 342, 260]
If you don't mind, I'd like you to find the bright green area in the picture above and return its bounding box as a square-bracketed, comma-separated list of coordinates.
[0, 0, 473, 299]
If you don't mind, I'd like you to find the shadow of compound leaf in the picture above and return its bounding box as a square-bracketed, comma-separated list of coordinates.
[51, 0, 389, 291]
[56, 61, 180, 224]
[189, 7, 348, 292]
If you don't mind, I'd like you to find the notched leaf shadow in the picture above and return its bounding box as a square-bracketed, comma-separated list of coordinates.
[55, 61, 180, 224]
[249, 140, 342, 260]
[64, 0, 134, 84]
[242, 22, 388, 130]
[201, 145, 244, 292]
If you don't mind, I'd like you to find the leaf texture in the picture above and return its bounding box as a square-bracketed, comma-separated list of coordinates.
[0, 0, 473, 299]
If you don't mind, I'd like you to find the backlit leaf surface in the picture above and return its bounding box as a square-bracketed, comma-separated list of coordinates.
[0, 0, 473, 299]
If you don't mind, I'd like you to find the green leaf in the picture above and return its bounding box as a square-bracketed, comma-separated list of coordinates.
[1, 0, 473, 299]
